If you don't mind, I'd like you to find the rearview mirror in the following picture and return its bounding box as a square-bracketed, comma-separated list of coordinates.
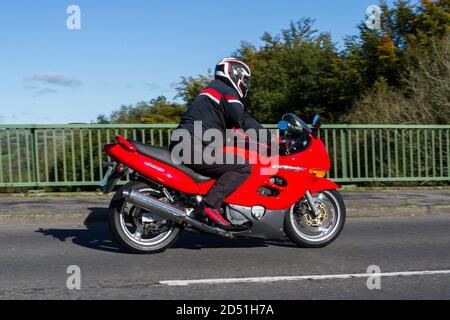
[277, 120, 289, 131]
[312, 114, 321, 129]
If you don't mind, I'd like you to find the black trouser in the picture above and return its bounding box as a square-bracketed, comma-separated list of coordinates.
[169, 134, 252, 209]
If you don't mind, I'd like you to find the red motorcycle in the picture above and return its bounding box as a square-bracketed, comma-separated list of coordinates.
[102, 114, 346, 253]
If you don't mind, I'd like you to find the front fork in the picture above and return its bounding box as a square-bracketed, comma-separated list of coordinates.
[305, 190, 320, 218]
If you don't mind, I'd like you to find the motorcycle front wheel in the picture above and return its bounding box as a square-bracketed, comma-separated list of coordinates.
[109, 181, 182, 254]
[284, 189, 346, 248]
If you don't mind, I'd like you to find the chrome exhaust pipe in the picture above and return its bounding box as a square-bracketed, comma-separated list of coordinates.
[122, 189, 186, 224]
[122, 189, 232, 238]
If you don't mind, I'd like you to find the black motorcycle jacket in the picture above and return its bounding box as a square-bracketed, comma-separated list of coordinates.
[177, 79, 265, 144]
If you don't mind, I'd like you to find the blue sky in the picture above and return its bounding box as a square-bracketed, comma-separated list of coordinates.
[0, 0, 397, 124]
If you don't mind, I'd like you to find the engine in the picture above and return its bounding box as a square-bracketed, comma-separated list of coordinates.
[225, 206, 252, 226]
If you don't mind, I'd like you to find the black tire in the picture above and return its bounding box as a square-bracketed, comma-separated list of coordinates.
[108, 181, 182, 254]
[284, 190, 346, 248]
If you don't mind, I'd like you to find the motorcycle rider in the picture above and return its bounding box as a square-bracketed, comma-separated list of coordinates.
[169, 57, 268, 229]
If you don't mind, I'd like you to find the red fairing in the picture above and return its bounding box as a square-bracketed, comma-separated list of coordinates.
[221, 136, 331, 210]
[105, 133, 336, 211]
[104, 143, 202, 194]
[115, 135, 137, 151]
[309, 179, 340, 194]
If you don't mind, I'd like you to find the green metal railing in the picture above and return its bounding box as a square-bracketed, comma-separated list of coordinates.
[0, 124, 448, 188]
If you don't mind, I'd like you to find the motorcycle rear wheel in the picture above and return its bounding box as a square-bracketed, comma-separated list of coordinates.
[284, 189, 346, 248]
[109, 181, 182, 254]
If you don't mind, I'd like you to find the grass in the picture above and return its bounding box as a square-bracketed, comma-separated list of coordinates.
[404, 200, 418, 207]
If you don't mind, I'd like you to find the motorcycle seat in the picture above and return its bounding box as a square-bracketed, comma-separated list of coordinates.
[129, 140, 213, 183]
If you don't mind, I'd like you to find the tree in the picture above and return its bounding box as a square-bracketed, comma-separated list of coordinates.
[345, 35, 450, 124]
[98, 0, 449, 125]
[175, 73, 213, 105]
[239, 19, 360, 123]
[98, 96, 186, 124]
[345, 0, 449, 87]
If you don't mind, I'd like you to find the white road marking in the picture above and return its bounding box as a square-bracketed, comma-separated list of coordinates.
[159, 269, 450, 286]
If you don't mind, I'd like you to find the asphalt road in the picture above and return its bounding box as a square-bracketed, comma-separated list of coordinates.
[1, 214, 450, 300]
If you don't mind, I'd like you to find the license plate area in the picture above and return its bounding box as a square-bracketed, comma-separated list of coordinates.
[100, 162, 132, 194]
[99, 162, 117, 188]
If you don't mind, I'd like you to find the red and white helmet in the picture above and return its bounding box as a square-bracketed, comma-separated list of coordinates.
[215, 57, 252, 99]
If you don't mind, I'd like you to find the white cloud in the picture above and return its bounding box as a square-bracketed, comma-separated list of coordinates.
[31, 72, 81, 87]
[24, 72, 80, 97]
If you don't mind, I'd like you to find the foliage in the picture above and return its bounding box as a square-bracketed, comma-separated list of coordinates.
[175, 72, 213, 105]
[97, 96, 186, 124]
[99, 0, 449, 125]
[346, 35, 450, 124]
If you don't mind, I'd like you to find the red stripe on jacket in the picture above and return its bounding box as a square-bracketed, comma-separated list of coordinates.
[224, 95, 243, 105]
[200, 88, 222, 101]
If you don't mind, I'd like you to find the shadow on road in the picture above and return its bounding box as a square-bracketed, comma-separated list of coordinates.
[36, 207, 296, 253]
[36, 207, 124, 253]
[36, 222, 125, 253]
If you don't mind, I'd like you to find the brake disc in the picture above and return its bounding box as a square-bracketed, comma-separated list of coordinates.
[305, 203, 328, 227]
[131, 196, 170, 234]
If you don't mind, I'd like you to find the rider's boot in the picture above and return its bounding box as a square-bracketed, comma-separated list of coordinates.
[192, 202, 231, 229]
